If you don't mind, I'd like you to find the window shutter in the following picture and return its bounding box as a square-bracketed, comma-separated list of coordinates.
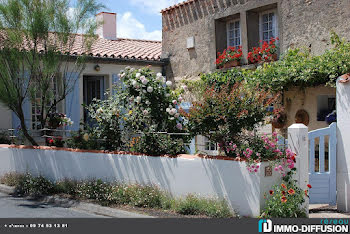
[112, 74, 120, 95]
[65, 72, 80, 131]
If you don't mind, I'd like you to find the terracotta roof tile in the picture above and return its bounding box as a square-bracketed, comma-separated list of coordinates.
[161, 0, 196, 13]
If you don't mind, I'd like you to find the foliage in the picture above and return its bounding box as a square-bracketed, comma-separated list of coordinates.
[85, 96, 122, 151]
[113, 66, 191, 155]
[46, 113, 73, 129]
[182, 82, 278, 156]
[129, 133, 190, 156]
[216, 46, 243, 67]
[46, 136, 65, 147]
[15, 173, 55, 197]
[247, 38, 279, 63]
[0, 0, 104, 145]
[261, 170, 309, 218]
[66, 129, 100, 150]
[201, 33, 350, 92]
[1, 173, 235, 218]
[174, 194, 233, 218]
[0, 131, 11, 144]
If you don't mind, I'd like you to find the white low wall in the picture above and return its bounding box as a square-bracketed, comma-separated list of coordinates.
[0, 146, 281, 217]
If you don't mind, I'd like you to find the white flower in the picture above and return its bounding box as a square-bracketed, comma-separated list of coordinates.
[120, 73, 125, 78]
[130, 68, 135, 72]
[176, 123, 183, 130]
[145, 101, 151, 105]
[156, 73, 162, 77]
[178, 96, 184, 103]
[141, 77, 148, 85]
[165, 93, 170, 97]
[83, 133, 89, 142]
[125, 66, 131, 70]
[132, 80, 137, 87]
[136, 73, 141, 78]
[175, 113, 180, 118]
[96, 108, 103, 114]
[166, 108, 170, 113]
[143, 90, 147, 93]
[172, 100, 177, 105]
[166, 81, 172, 86]
[182, 85, 188, 91]
[147, 86, 153, 93]
[169, 108, 177, 115]
[169, 117, 175, 120]
[136, 96, 141, 103]
[143, 110, 149, 115]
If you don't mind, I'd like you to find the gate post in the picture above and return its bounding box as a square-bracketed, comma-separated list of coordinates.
[288, 124, 309, 216]
[336, 76, 350, 212]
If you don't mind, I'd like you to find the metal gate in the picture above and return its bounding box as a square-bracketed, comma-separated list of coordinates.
[308, 123, 337, 205]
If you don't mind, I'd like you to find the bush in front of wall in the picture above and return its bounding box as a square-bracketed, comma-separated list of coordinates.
[15, 173, 55, 197]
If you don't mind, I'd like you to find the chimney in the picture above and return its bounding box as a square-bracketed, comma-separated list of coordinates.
[96, 12, 117, 40]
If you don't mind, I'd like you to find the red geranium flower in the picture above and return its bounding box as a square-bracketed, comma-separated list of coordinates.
[307, 184, 312, 189]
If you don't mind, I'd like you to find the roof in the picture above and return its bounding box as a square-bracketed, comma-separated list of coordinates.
[0, 31, 162, 62]
[72, 35, 162, 62]
[161, 0, 196, 13]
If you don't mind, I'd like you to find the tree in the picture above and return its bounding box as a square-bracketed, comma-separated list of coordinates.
[0, 0, 104, 145]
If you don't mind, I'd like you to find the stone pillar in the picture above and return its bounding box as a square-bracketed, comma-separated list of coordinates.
[288, 124, 309, 216]
[336, 78, 350, 212]
[240, 11, 248, 64]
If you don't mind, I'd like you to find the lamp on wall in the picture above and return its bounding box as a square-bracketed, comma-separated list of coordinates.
[94, 64, 101, 71]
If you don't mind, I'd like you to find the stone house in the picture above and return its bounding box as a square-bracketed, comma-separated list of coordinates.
[0, 12, 164, 139]
[161, 0, 350, 136]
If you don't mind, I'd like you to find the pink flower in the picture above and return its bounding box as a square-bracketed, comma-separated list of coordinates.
[274, 167, 279, 171]
[176, 123, 183, 130]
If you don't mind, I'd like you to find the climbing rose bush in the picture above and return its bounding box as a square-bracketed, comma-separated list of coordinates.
[116, 66, 190, 154]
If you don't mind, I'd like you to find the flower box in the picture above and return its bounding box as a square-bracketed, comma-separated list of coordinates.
[223, 60, 240, 69]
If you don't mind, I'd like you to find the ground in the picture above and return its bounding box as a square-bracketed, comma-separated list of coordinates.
[309, 204, 350, 218]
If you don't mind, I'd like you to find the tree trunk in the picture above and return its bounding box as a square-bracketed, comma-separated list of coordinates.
[18, 111, 38, 146]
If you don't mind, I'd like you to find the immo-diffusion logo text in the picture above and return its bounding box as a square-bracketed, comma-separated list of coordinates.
[259, 219, 272, 233]
[258, 219, 349, 233]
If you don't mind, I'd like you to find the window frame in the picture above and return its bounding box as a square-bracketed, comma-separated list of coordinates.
[226, 18, 241, 48]
[259, 9, 278, 45]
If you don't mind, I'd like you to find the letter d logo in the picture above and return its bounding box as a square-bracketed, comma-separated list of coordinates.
[258, 219, 272, 233]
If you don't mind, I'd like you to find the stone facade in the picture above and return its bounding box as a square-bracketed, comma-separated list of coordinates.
[162, 0, 350, 81]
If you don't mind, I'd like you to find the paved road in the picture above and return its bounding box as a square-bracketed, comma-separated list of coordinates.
[0, 192, 106, 218]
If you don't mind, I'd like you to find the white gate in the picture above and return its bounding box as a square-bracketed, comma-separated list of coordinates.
[308, 123, 337, 205]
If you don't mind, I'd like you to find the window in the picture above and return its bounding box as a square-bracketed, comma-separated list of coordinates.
[31, 78, 58, 130]
[260, 9, 277, 43]
[205, 137, 218, 151]
[227, 19, 241, 47]
[317, 95, 336, 121]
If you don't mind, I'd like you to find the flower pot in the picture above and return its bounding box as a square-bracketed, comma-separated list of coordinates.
[272, 113, 287, 129]
[223, 60, 240, 68]
[271, 53, 278, 61]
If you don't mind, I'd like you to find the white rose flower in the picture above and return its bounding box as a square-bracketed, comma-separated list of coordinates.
[147, 86, 153, 93]
[169, 117, 175, 120]
[142, 79, 148, 85]
[172, 108, 177, 114]
[132, 80, 137, 87]
[143, 110, 149, 115]
[136, 73, 141, 78]
[156, 73, 162, 77]
[166, 108, 170, 113]
[145, 101, 151, 105]
[166, 81, 172, 86]
[136, 96, 141, 103]
[125, 66, 131, 70]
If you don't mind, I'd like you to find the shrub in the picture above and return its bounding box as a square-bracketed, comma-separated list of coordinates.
[182, 82, 278, 157]
[129, 133, 189, 156]
[174, 195, 233, 218]
[0, 172, 26, 186]
[15, 174, 55, 197]
[0, 131, 11, 144]
[54, 179, 79, 196]
[76, 179, 114, 205]
[123, 184, 165, 208]
[261, 170, 309, 218]
[66, 130, 101, 150]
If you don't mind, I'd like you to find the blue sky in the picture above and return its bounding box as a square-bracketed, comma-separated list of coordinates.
[99, 0, 182, 41]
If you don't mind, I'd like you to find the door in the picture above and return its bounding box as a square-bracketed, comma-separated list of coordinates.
[83, 76, 105, 124]
[308, 123, 337, 205]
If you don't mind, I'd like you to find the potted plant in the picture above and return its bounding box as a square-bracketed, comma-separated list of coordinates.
[271, 107, 287, 129]
[247, 37, 279, 64]
[216, 46, 243, 69]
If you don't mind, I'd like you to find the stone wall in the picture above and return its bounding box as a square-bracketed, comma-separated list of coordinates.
[162, 0, 350, 81]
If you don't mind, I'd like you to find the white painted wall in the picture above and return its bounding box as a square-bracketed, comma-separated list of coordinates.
[0, 147, 281, 217]
[0, 103, 12, 130]
[336, 78, 350, 212]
